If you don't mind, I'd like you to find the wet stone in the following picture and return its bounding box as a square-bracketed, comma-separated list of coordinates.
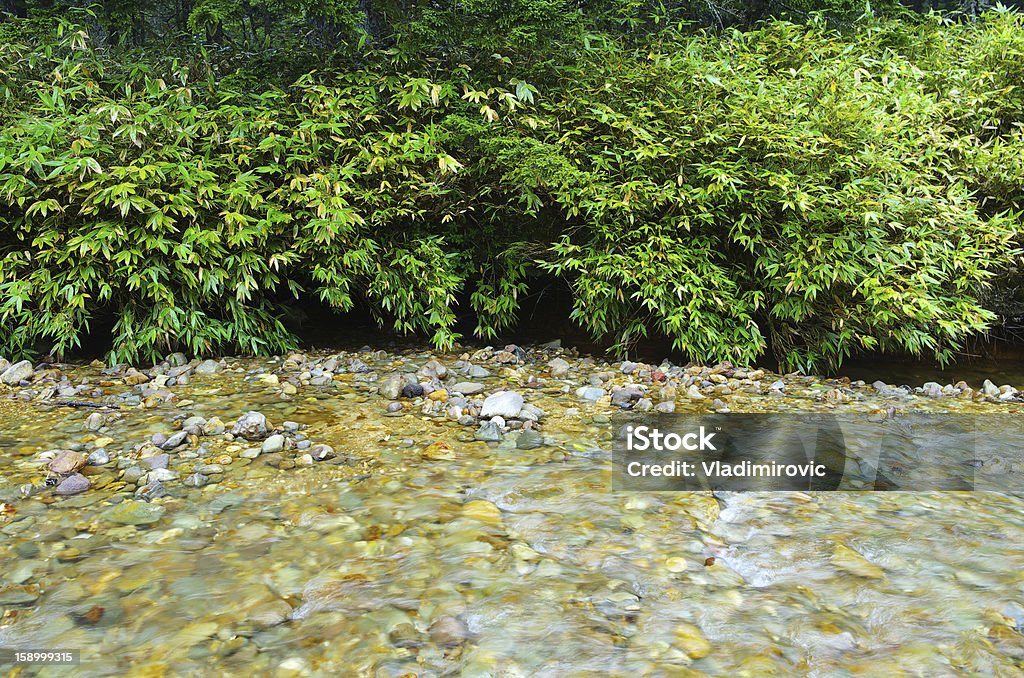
[452, 382, 485, 395]
[401, 383, 425, 398]
[49, 450, 87, 475]
[262, 434, 286, 454]
[184, 473, 209, 488]
[516, 430, 545, 450]
[140, 454, 170, 470]
[480, 391, 524, 418]
[88, 448, 110, 466]
[161, 430, 189, 450]
[101, 501, 165, 525]
[55, 473, 91, 495]
[231, 411, 269, 440]
[429, 616, 468, 647]
[0, 359, 34, 384]
[576, 386, 605, 401]
[475, 421, 504, 442]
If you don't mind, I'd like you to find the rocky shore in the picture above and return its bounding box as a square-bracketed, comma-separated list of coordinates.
[0, 343, 1022, 505]
[1, 343, 1023, 676]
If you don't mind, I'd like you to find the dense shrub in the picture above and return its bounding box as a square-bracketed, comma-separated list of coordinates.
[0, 13, 1021, 368]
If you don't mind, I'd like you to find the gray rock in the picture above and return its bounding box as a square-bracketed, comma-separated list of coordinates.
[140, 454, 170, 470]
[419, 359, 448, 379]
[54, 473, 91, 495]
[576, 386, 605, 402]
[634, 398, 654, 411]
[122, 466, 146, 484]
[378, 373, 404, 400]
[348, 358, 370, 373]
[167, 352, 188, 367]
[151, 432, 168, 446]
[203, 418, 226, 435]
[101, 501, 165, 525]
[262, 434, 285, 454]
[516, 430, 545, 450]
[519, 403, 545, 421]
[611, 387, 644, 407]
[429, 616, 468, 647]
[87, 448, 110, 465]
[386, 402, 403, 413]
[921, 382, 944, 398]
[161, 430, 189, 450]
[983, 379, 1001, 397]
[467, 365, 490, 379]
[451, 382, 485, 395]
[84, 412, 105, 432]
[686, 384, 706, 400]
[401, 382, 425, 398]
[548, 358, 571, 378]
[768, 380, 785, 391]
[654, 401, 676, 413]
[196, 464, 224, 475]
[183, 416, 207, 429]
[231, 411, 268, 440]
[183, 473, 209, 488]
[0, 360, 34, 385]
[147, 468, 179, 482]
[310, 444, 335, 461]
[480, 391, 524, 419]
[135, 480, 171, 499]
[194, 359, 222, 374]
[283, 421, 301, 432]
[474, 420, 504, 442]
[621, 361, 639, 374]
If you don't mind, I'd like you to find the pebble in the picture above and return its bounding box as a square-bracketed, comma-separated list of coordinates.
[184, 473, 210, 488]
[451, 382, 485, 395]
[231, 411, 268, 440]
[309, 444, 335, 461]
[474, 421, 504, 442]
[461, 499, 503, 525]
[0, 359, 34, 384]
[140, 454, 170, 470]
[262, 434, 286, 454]
[55, 473, 91, 495]
[548, 358, 571, 378]
[480, 391, 524, 418]
[49, 450, 87, 475]
[674, 622, 712, 659]
[429, 616, 468, 647]
[516, 430, 545, 450]
[161, 430, 189, 450]
[101, 501, 165, 525]
[378, 373, 404, 400]
[576, 386, 605, 401]
[194, 359, 222, 374]
[85, 412, 105, 431]
[386, 402, 403, 413]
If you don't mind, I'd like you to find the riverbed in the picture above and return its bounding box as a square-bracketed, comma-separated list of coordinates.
[1, 345, 1023, 677]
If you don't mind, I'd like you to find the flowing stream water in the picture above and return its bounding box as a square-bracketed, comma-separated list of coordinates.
[1, 347, 1023, 677]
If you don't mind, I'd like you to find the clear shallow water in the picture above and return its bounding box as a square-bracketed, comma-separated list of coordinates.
[1, 351, 1023, 676]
